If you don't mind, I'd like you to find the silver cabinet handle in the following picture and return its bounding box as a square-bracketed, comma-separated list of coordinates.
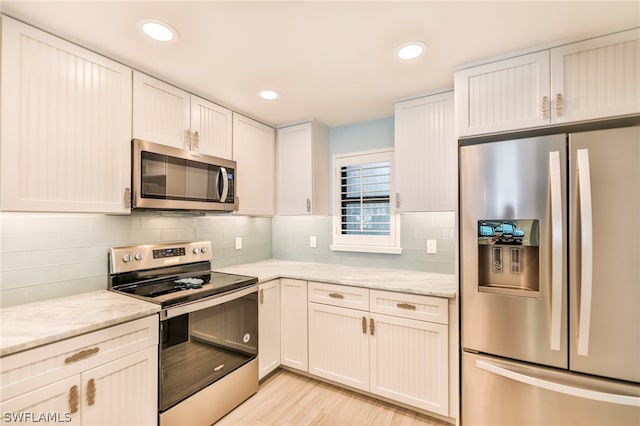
[549, 151, 563, 352]
[184, 129, 192, 149]
[193, 130, 200, 149]
[123, 187, 131, 209]
[554, 93, 564, 117]
[395, 192, 400, 208]
[397, 302, 416, 311]
[328, 292, 344, 299]
[306, 198, 311, 213]
[259, 289, 264, 304]
[540, 96, 550, 120]
[576, 149, 594, 356]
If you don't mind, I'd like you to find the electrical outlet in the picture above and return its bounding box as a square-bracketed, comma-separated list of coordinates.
[427, 239, 437, 254]
[310, 236, 317, 248]
[235, 237, 242, 250]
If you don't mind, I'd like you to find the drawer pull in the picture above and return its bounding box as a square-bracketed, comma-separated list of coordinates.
[65, 347, 100, 364]
[259, 289, 264, 304]
[86, 378, 96, 406]
[361, 316, 367, 334]
[328, 292, 344, 299]
[397, 302, 416, 311]
[369, 318, 375, 336]
[68, 385, 79, 414]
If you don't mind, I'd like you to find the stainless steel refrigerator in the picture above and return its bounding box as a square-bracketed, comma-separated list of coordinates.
[460, 126, 640, 425]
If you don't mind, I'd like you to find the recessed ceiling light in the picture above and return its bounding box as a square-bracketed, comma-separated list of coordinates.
[138, 19, 177, 42]
[259, 90, 279, 100]
[396, 41, 426, 60]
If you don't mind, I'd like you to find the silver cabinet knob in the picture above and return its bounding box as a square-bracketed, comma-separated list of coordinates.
[193, 247, 200, 254]
[122, 253, 132, 263]
[201, 247, 208, 254]
[134, 252, 144, 261]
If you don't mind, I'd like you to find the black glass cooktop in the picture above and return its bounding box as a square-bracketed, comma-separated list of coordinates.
[113, 271, 257, 308]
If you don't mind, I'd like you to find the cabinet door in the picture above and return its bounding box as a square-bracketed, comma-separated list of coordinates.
[233, 113, 276, 215]
[81, 346, 157, 426]
[550, 28, 640, 124]
[308, 303, 370, 391]
[191, 95, 233, 158]
[370, 313, 449, 416]
[0, 16, 132, 213]
[455, 51, 550, 137]
[276, 123, 313, 215]
[394, 92, 456, 211]
[280, 279, 308, 371]
[258, 280, 281, 380]
[0, 375, 81, 425]
[132, 71, 190, 149]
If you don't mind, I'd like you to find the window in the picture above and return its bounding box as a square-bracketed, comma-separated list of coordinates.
[331, 149, 401, 254]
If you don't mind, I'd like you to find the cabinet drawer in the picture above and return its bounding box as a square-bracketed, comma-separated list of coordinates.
[369, 290, 448, 324]
[308, 282, 369, 311]
[0, 315, 159, 401]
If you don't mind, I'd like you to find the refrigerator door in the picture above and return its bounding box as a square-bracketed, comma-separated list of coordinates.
[569, 126, 640, 383]
[462, 351, 640, 426]
[460, 134, 568, 368]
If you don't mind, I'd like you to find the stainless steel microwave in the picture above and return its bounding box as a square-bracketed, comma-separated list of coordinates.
[132, 139, 238, 212]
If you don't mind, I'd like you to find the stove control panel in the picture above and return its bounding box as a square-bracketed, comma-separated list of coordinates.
[109, 241, 213, 274]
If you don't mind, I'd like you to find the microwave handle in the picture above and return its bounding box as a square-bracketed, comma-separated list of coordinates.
[218, 167, 229, 202]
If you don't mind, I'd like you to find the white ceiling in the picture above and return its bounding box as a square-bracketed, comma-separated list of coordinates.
[2, 1, 639, 128]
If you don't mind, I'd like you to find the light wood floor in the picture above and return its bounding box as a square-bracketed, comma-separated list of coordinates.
[216, 369, 449, 426]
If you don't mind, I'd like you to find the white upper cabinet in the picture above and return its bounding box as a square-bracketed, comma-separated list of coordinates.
[0, 16, 132, 213]
[550, 29, 640, 124]
[455, 28, 640, 137]
[455, 51, 550, 137]
[133, 71, 232, 158]
[232, 113, 276, 216]
[394, 91, 456, 212]
[276, 121, 329, 215]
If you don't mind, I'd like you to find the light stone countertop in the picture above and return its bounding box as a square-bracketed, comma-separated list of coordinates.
[0, 290, 160, 357]
[215, 259, 457, 299]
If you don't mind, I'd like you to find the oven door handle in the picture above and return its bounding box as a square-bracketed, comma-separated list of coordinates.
[161, 284, 258, 319]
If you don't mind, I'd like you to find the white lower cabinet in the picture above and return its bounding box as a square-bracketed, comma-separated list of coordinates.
[308, 303, 370, 391]
[280, 278, 308, 371]
[0, 316, 159, 425]
[307, 283, 450, 417]
[258, 279, 281, 380]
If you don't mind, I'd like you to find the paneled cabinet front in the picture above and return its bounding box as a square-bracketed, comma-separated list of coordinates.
[0, 16, 132, 213]
[394, 92, 456, 212]
[133, 71, 233, 158]
[232, 113, 276, 216]
[0, 316, 159, 425]
[307, 283, 450, 416]
[455, 28, 640, 137]
[280, 278, 308, 371]
[258, 279, 281, 379]
[276, 121, 329, 215]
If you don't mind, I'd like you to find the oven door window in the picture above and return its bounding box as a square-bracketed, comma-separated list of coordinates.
[159, 292, 258, 412]
[141, 151, 220, 202]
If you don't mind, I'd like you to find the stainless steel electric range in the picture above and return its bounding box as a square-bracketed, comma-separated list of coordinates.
[108, 241, 258, 426]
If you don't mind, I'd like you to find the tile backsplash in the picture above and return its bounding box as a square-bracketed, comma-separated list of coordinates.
[0, 211, 455, 308]
[0, 212, 272, 307]
[272, 212, 456, 273]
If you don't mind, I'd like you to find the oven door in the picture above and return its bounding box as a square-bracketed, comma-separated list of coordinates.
[159, 285, 258, 413]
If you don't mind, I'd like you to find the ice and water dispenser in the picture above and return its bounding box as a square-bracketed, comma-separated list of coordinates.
[477, 219, 540, 295]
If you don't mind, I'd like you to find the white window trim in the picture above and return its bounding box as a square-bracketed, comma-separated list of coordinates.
[330, 148, 402, 254]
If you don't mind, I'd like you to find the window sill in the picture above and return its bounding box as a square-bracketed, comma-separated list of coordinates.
[330, 244, 403, 255]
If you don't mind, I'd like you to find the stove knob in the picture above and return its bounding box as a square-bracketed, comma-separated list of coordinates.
[201, 247, 208, 254]
[122, 253, 132, 263]
[134, 252, 144, 261]
[193, 247, 200, 254]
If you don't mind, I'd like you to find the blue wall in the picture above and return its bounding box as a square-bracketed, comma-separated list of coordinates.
[329, 116, 394, 156]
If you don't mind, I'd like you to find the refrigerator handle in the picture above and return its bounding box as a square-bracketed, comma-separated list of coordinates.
[576, 149, 594, 356]
[476, 360, 640, 407]
[549, 151, 563, 351]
